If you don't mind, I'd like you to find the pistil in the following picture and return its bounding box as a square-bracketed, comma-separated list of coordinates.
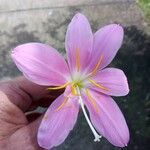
[76, 87, 102, 142]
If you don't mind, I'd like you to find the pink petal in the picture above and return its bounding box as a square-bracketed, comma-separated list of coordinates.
[65, 13, 93, 73]
[88, 68, 129, 96]
[88, 24, 124, 72]
[12, 43, 69, 86]
[38, 94, 79, 149]
[82, 90, 129, 147]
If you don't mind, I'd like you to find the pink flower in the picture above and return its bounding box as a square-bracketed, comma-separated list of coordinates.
[11, 13, 130, 149]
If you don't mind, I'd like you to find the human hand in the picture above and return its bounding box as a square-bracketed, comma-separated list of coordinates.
[0, 76, 62, 150]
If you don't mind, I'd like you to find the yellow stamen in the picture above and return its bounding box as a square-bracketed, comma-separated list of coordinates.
[88, 79, 109, 91]
[71, 84, 80, 96]
[85, 89, 99, 113]
[47, 82, 69, 90]
[55, 96, 68, 111]
[90, 55, 103, 76]
[71, 84, 76, 95]
[75, 48, 80, 71]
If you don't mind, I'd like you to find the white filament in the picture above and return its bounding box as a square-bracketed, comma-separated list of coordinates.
[76, 87, 102, 142]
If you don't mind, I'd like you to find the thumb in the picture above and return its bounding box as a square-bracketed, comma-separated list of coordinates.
[27, 115, 45, 150]
[9, 116, 44, 150]
[26, 115, 44, 148]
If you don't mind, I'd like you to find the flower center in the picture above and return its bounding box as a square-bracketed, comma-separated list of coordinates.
[46, 54, 108, 142]
[69, 70, 87, 94]
[72, 80, 83, 89]
[70, 79, 84, 96]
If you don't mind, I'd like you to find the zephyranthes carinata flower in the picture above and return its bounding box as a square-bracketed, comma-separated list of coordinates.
[12, 13, 130, 149]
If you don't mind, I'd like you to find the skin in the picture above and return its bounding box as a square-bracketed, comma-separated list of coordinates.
[0, 76, 63, 150]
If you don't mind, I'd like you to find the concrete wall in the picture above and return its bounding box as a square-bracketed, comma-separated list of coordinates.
[0, 0, 144, 80]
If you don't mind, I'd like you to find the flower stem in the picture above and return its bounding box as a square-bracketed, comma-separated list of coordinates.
[76, 87, 102, 142]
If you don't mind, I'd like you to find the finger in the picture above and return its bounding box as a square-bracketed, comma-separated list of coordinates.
[15, 76, 64, 108]
[26, 116, 44, 150]
[14, 76, 50, 99]
[0, 91, 28, 140]
[9, 116, 44, 150]
[0, 76, 64, 112]
[15, 76, 64, 99]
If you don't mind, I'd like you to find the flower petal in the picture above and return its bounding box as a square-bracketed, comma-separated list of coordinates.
[12, 43, 69, 86]
[65, 13, 93, 73]
[88, 68, 129, 96]
[88, 24, 123, 72]
[82, 90, 129, 147]
[38, 94, 79, 149]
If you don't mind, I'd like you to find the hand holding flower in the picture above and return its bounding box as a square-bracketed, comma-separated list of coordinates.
[0, 77, 61, 150]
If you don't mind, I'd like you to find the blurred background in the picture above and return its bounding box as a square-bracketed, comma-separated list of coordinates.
[0, 0, 150, 150]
